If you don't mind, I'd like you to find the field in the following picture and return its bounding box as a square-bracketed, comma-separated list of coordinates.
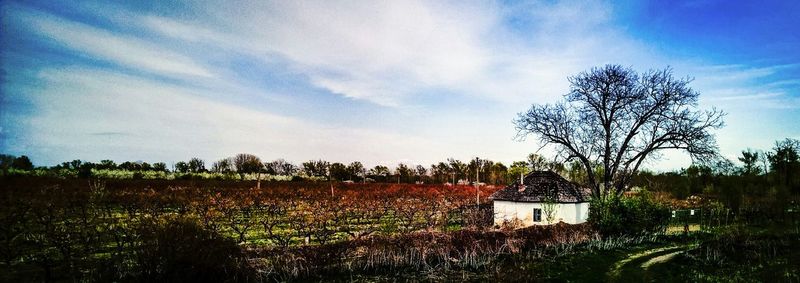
[2, 176, 799, 282]
[0, 177, 506, 281]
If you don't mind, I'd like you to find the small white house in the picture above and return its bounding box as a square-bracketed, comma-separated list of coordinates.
[490, 171, 591, 227]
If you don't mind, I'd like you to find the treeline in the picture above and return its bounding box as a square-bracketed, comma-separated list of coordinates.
[633, 138, 800, 210]
[3, 138, 799, 192]
[0, 153, 570, 185]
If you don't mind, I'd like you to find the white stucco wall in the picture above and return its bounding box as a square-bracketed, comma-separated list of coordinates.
[493, 200, 590, 226]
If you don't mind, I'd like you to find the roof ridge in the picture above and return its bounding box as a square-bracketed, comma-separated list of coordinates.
[490, 170, 590, 203]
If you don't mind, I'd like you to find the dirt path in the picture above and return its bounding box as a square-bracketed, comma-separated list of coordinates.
[606, 244, 695, 282]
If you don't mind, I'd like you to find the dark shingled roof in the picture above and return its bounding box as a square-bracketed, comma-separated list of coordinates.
[490, 171, 591, 203]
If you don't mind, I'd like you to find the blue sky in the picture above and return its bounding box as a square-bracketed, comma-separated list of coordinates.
[1, 0, 798, 170]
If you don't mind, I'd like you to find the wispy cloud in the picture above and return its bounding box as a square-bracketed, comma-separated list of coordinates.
[133, 1, 658, 107]
[89, 132, 129, 137]
[688, 63, 800, 109]
[1, 0, 798, 170]
[10, 5, 214, 79]
[14, 66, 466, 165]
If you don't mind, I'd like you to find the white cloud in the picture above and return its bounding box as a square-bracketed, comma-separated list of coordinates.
[11, 6, 214, 79]
[686, 63, 800, 109]
[20, 66, 464, 166]
[5, 1, 798, 170]
[134, 1, 656, 106]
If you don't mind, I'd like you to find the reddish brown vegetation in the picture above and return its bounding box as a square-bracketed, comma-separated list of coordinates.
[0, 176, 508, 281]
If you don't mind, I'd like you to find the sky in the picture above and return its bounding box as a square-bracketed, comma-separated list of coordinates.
[1, 0, 798, 171]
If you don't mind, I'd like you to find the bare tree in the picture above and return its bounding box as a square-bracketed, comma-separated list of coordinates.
[514, 65, 724, 198]
[211, 158, 233, 174]
[265, 158, 297, 176]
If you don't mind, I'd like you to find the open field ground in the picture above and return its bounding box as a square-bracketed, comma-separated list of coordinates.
[0, 177, 502, 281]
[1, 176, 798, 282]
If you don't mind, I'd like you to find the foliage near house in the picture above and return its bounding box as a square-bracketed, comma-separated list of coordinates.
[589, 193, 671, 236]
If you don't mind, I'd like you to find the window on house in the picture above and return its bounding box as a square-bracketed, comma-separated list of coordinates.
[533, 208, 542, 222]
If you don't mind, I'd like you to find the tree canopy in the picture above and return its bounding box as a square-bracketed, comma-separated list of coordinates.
[514, 65, 725, 198]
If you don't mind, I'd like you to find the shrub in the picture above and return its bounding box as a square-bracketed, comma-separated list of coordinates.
[588, 194, 670, 236]
[78, 164, 94, 178]
[131, 215, 253, 282]
[248, 223, 596, 280]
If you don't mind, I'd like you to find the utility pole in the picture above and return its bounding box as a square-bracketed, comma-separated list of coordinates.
[329, 170, 333, 197]
[475, 157, 480, 184]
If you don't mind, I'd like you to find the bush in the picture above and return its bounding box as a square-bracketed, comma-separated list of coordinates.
[130, 216, 254, 282]
[588, 194, 670, 236]
[78, 164, 94, 178]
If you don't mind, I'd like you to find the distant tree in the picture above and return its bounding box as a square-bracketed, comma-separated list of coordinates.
[67, 159, 83, 170]
[263, 163, 275, 175]
[275, 160, 298, 176]
[711, 158, 736, 176]
[347, 161, 365, 181]
[515, 65, 725, 198]
[415, 165, 427, 183]
[527, 154, 549, 171]
[368, 165, 390, 182]
[480, 160, 496, 184]
[188, 157, 206, 173]
[508, 161, 529, 184]
[567, 161, 587, 185]
[233, 154, 263, 180]
[11, 155, 33, 171]
[174, 161, 190, 173]
[329, 163, 348, 181]
[428, 164, 439, 183]
[152, 162, 169, 172]
[767, 138, 800, 193]
[65, 159, 83, 170]
[447, 158, 466, 183]
[395, 163, 413, 183]
[98, 159, 117, 170]
[549, 160, 567, 176]
[467, 158, 485, 183]
[738, 149, 761, 176]
[211, 158, 233, 174]
[0, 154, 15, 174]
[302, 160, 329, 178]
[119, 161, 139, 171]
[685, 164, 713, 195]
[488, 162, 508, 185]
[78, 162, 95, 178]
[264, 160, 278, 175]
